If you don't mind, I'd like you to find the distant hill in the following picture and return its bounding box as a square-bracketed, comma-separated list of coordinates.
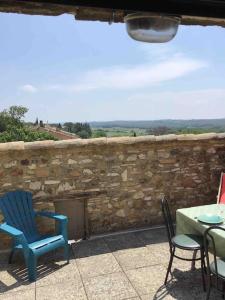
[90, 119, 225, 130]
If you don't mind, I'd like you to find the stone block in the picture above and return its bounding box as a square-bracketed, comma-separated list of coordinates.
[68, 159, 77, 164]
[121, 169, 128, 181]
[133, 191, 145, 199]
[83, 169, 93, 175]
[29, 181, 42, 190]
[116, 209, 126, 217]
[4, 161, 17, 168]
[127, 154, 137, 161]
[45, 180, 60, 185]
[36, 169, 49, 177]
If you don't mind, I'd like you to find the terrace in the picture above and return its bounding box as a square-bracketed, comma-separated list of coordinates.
[1, 1, 225, 299]
[0, 227, 222, 300]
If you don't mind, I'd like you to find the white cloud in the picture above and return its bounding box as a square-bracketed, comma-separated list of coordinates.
[47, 54, 207, 93]
[20, 84, 37, 93]
[138, 43, 175, 61]
[126, 88, 225, 119]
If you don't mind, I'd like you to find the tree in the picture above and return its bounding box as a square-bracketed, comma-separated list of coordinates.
[0, 114, 8, 132]
[78, 130, 90, 139]
[64, 122, 74, 133]
[130, 130, 136, 137]
[147, 126, 170, 136]
[8, 106, 28, 122]
[39, 120, 44, 127]
[92, 129, 107, 138]
[34, 117, 39, 125]
[64, 122, 92, 138]
[0, 105, 28, 131]
[57, 123, 62, 129]
[0, 106, 58, 143]
[0, 127, 57, 143]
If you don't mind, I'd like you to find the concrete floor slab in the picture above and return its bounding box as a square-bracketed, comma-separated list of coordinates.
[0, 228, 223, 300]
[36, 281, 87, 300]
[0, 289, 35, 300]
[114, 247, 158, 270]
[77, 253, 122, 278]
[83, 272, 138, 300]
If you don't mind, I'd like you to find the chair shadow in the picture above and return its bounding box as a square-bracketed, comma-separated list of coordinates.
[0, 249, 71, 294]
[0, 227, 168, 293]
[151, 268, 223, 300]
[151, 268, 204, 299]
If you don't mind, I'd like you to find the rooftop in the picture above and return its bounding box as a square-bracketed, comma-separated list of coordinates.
[0, 227, 221, 300]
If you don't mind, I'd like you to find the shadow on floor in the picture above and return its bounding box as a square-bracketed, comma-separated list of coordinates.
[72, 227, 168, 259]
[0, 227, 168, 294]
[152, 268, 222, 300]
[0, 250, 70, 294]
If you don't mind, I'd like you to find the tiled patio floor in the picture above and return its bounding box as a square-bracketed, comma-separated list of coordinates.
[0, 227, 223, 299]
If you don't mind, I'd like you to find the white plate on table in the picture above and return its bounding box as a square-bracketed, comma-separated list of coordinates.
[197, 214, 224, 225]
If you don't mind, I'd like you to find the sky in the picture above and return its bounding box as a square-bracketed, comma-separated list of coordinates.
[0, 13, 225, 122]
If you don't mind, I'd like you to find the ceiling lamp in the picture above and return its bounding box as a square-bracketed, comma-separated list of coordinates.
[124, 13, 181, 43]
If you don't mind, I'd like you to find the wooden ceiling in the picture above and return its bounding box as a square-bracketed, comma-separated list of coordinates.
[1, 0, 225, 27]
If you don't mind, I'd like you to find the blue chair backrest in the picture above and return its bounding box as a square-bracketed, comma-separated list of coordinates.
[0, 190, 38, 242]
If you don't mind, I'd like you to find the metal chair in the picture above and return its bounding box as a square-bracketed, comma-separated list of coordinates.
[204, 225, 225, 299]
[161, 198, 206, 290]
[0, 190, 69, 282]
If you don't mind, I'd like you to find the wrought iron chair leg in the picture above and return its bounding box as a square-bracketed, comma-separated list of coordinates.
[200, 249, 206, 291]
[206, 274, 211, 300]
[8, 249, 15, 264]
[222, 281, 225, 299]
[191, 249, 197, 270]
[164, 248, 175, 285]
[203, 255, 207, 274]
[206, 284, 211, 300]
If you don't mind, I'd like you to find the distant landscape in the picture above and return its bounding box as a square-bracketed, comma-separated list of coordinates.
[1, 105, 225, 143]
[91, 119, 225, 129]
[90, 119, 225, 137]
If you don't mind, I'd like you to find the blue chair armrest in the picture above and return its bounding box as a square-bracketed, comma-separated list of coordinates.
[0, 222, 23, 237]
[36, 211, 67, 222]
[35, 211, 68, 241]
[0, 222, 29, 254]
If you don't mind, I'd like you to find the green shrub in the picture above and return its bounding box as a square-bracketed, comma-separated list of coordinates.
[0, 127, 57, 143]
[92, 129, 107, 138]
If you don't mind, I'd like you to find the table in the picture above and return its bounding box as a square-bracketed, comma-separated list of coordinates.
[176, 204, 225, 257]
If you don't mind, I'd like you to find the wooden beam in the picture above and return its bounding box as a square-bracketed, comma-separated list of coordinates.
[0, 0, 225, 27]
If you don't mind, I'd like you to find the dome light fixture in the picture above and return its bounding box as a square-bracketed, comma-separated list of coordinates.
[124, 13, 181, 43]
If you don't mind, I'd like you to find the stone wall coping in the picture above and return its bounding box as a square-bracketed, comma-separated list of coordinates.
[0, 132, 224, 151]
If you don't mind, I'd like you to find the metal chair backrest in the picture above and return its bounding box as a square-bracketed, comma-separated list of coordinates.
[0, 190, 38, 243]
[217, 172, 225, 204]
[204, 225, 225, 288]
[161, 198, 175, 250]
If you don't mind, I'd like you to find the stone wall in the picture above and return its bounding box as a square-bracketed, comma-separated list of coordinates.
[0, 133, 225, 250]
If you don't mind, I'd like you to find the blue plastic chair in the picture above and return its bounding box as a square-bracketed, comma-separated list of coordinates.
[0, 190, 69, 282]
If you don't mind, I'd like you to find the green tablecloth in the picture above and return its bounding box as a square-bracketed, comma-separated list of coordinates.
[176, 204, 225, 257]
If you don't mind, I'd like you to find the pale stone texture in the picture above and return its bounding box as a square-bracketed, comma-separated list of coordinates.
[29, 181, 41, 190]
[76, 253, 121, 278]
[36, 281, 87, 300]
[83, 169, 93, 175]
[83, 272, 138, 300]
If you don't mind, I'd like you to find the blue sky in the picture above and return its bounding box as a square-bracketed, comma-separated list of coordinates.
[0, 13, 225, 122]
